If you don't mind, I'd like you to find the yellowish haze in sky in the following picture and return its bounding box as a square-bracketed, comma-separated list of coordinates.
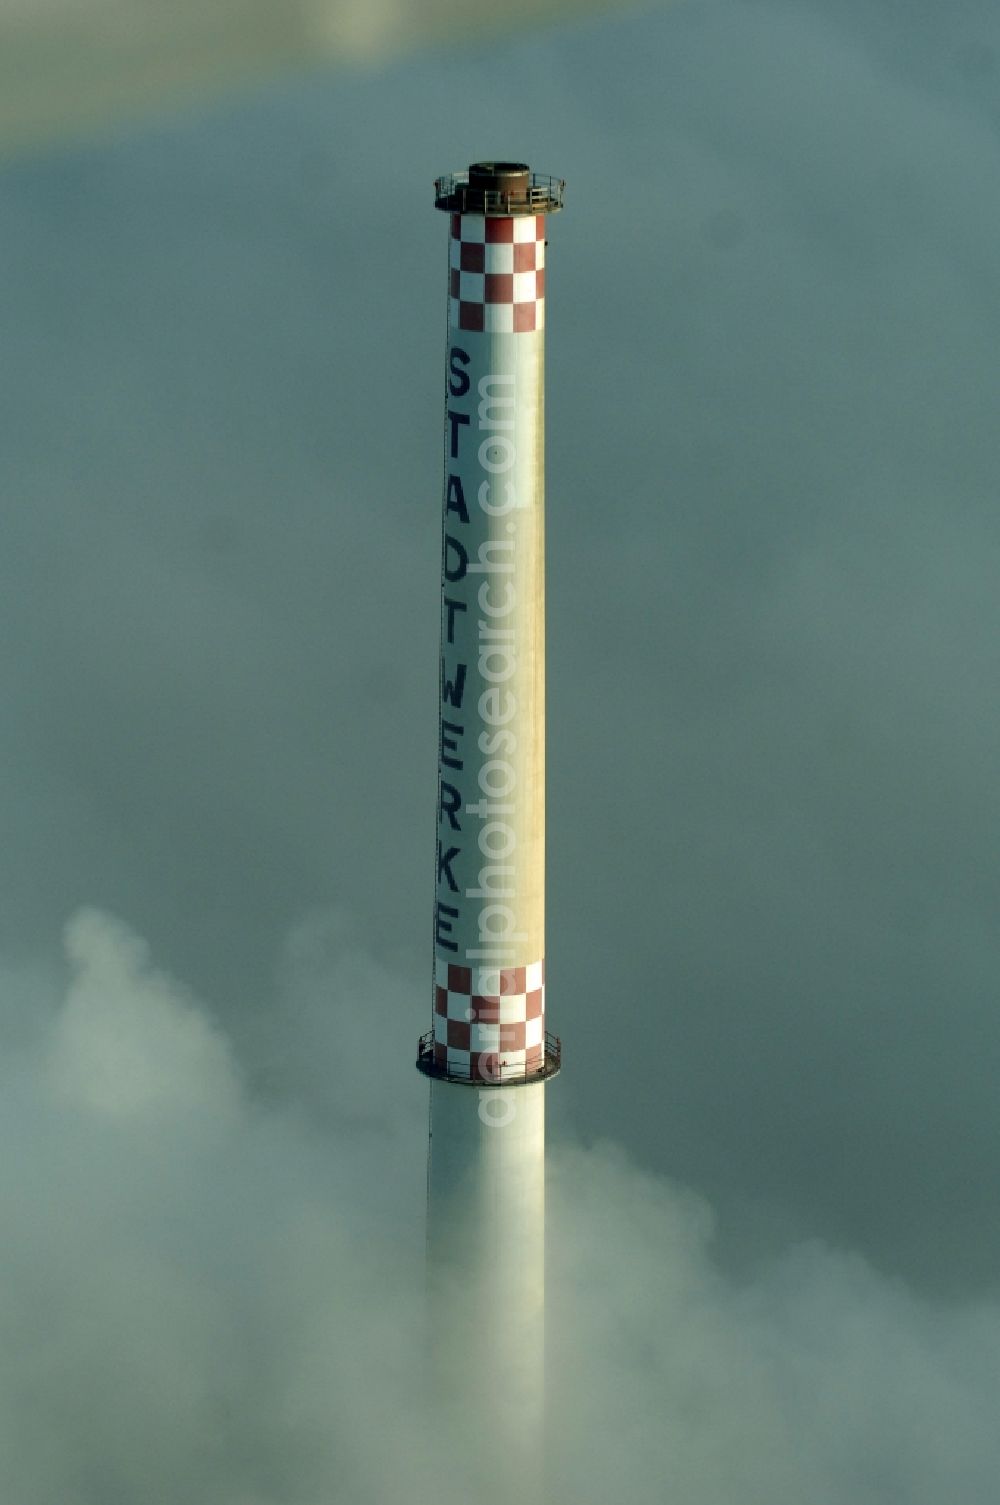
[0, 0, 633, 154]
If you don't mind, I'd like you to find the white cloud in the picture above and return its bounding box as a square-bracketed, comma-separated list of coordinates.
[1, 912, 998, 1503]
[47, 907, 243, 1122]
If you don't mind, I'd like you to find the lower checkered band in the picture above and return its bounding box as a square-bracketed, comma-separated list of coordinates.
[448, 214, 546, 334]
[432, 957, 545, 1082]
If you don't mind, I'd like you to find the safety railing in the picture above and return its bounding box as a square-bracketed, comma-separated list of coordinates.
[434, 172, 565, 216]
[416, 1029, 562, 1084]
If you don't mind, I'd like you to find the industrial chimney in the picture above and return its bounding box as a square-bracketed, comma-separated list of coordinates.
[417, 161, 564, 1463]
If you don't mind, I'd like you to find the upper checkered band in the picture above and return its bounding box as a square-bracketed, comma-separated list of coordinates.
[449, 214, 546, 334]
[432, 957, 546, 1082]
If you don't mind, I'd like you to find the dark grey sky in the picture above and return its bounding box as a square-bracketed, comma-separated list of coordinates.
[2, 1, 1000, 1497]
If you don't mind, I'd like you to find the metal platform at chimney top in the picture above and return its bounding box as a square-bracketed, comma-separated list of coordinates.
[435, 169, 565, 217]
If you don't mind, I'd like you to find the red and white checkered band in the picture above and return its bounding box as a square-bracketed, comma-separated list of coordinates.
[449, 214, 546, 334]
[432, 957, 546, 1082]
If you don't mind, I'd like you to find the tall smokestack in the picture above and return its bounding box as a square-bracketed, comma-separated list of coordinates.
[417, 161, 564, 1460]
